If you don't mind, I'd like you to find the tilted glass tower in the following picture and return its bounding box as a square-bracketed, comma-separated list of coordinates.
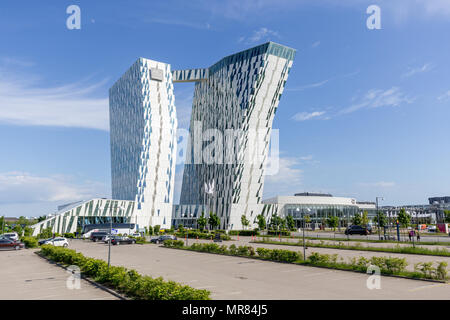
[178, 42, 296, 230]
[109, 58, 177, 229]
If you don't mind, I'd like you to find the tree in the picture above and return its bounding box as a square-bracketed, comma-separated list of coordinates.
[397, 208, 410, 228]
[37, 216, 46, 222]
[208, 212, 220, 230]
[326, 216, 339, 231]
[444, 210, 450, 223]
[0, 216, 4, 234]
[352, 213, 362, 226]
[279, 217, 286, 230]
[197, 212, 207, 231]
[178, 224, 185, 232]
[270, 213, 281, 230]
[256, 214, 266, 230]
[376, 211, 387, 228]
[241, 215, 250, 230]
[286, 215, 295, 230]
[154, 225, 161, 234]
[361, 211, 369, 226]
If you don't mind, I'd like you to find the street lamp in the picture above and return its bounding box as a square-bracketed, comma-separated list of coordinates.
[296, 207, 306, 261]
[376, 197, 384, 240]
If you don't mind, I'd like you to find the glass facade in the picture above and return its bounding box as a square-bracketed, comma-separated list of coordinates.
[283, 204, 359, 228]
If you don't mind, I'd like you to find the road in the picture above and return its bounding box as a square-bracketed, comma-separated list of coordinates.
[0, 248, 118, 300]
[68, 239, 450, 300]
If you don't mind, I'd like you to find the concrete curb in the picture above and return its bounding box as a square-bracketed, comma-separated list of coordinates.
[35, 251, 128, 300]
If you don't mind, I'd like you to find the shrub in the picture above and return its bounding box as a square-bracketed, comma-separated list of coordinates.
[436, 262, 448, 280]
[39, 245, 210, 300]
[21, 236, 38, 248]
[267, 230, 291, 236]
[228, 244, 238, 255]
[64, 233, 75, 238]
[163, 240, 185, 248]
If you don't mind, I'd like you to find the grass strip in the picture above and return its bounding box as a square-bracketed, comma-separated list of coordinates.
[163, 240, 448, 282]
[252, 239, 450, 257]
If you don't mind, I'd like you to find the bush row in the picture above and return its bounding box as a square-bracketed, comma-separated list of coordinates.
[267, 230, 291, 236]
[39, 245, 210, 300]
[175, 230, 231, 241]
[228, 230, 260, 236]
[20, 236, 39, 248]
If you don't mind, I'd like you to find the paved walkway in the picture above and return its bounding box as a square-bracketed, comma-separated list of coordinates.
[69, 240, 450, 300]
[0, 248, 118, 300]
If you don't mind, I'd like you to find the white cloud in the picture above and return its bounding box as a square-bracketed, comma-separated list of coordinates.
[358, 181, 396, 188]
[0, 66, 109, 131]
[239, 27, 280, 44]
[341, 87, 414, 114]
[292, 111, 326, 121]
[0, 172, 109, 204]
[287, 79, 329, 91]
[311, 41, 321, 48]
[437, 90, 450, 101]
[263, 156, 303, 197]
[402, 63, 434, 78]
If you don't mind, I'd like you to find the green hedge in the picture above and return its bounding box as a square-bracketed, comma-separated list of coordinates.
[175, 230, 231, 241]
[63, 233, 75, 238]
[39, 245, 210, 300]
[21, 236, 38, 248]
[267, 230, 291, 236]
[228, 230, 260, 236]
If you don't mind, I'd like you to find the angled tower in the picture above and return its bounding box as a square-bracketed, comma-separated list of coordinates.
[178, 42, 296, 230]
[109, 58, 177, 229]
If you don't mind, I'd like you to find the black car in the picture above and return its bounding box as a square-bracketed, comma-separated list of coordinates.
[90, 232, 108, 242]
[150, 235, 177, 244]
[111, 236, 136, 245]
[345, 225, 371, 235]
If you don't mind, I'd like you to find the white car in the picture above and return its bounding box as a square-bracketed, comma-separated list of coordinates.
[43, 237, 69, 247]
[2, 232, 19, 242]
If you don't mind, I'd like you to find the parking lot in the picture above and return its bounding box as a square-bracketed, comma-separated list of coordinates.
[0, 248, 118, 300]
[69, 239, 449, 299]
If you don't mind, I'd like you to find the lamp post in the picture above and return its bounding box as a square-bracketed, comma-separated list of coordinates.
[108, 206, 112, 268]
[296, 208, 306, 261]
[376, 197, 384, 240]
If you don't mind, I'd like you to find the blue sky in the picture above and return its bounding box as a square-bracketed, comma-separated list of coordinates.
[0, 0, 449, 217]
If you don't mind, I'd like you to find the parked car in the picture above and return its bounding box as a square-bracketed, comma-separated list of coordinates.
[102, 234, 114, 243]
[345, 225, 371, 235]
[213, 233, 222, 242]
[42, 237, 69, 247]
[111, 236, 136, 245]
[38, 237, 54, 246]
[150, 235, 177, 244]
[0, 237, 25, 250]
[2, 232, 19, 242]
[90, 231, 108, 242]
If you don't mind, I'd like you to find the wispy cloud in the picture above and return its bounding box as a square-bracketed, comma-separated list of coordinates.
[0, 66, 109, 131]
[341, 87, 414, 114]
[287, 70, 359, 92]
[145, 18, 211, 30]
[264, 156, 303, 197]
[311, 41, 320, 48]
[437, 90, 450, 101]
[0, 172, 108, 204]
[292, 111, 326, 121]
[238, 27, 279, 44]
[358, 181, 396, 188]
[402, 63, 434, 78]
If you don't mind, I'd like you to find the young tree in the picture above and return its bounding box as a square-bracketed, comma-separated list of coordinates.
[352, 213, 362, 226]
[153, 225, 161, 235]
[0, 216, 4, 234]
[256, 214, 266, 231]
[361, 211, 369, 226]
[197, 212, 207, 231]
[208, 212, 220, 230]
[286, 215, 295, 230]
[241, 214, 250, 230]
[326, 216, 339, 231]
[397, 208, 411, 228]
[376, 211, 387, 228]
[270, 213, 280, 230]
[279, 217, 286, 230]
[444, 210, 450, 223]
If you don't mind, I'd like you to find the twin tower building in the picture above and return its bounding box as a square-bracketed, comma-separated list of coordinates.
[109, 42, 296, 231]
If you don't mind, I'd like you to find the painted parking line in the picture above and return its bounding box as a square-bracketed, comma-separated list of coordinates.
[409, 282, 449, 292]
